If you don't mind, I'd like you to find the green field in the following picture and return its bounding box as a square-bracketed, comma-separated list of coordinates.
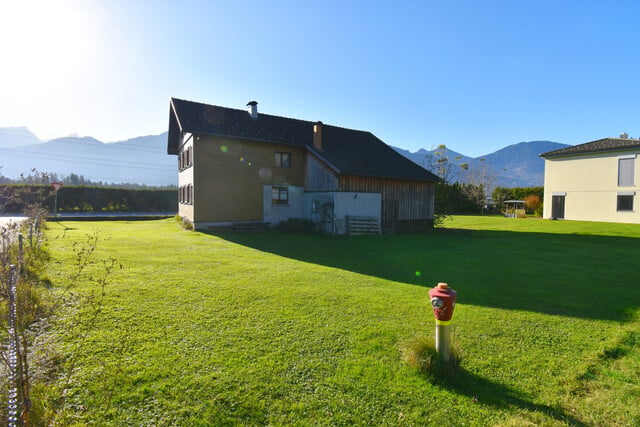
[42, 216, 640, 425]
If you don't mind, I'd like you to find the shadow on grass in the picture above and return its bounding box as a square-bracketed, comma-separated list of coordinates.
[209, 228, 640, 322]
[431, 364, 588, 426]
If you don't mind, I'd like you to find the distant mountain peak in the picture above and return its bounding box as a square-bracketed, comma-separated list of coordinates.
[0, 126, 41, 149]
[393, 140, 570, 188]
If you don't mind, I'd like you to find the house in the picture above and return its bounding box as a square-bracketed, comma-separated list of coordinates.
[540, 133, 639, 223]
[167, 98, 440, 233]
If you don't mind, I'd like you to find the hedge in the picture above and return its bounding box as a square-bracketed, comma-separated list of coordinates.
[0, 185, 177, 213]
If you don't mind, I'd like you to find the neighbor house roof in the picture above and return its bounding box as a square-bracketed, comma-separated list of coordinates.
[540, 137, 640, 158]
[168, 98, 439, 182]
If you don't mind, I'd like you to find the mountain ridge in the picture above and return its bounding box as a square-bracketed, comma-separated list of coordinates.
[1, 126, 568, 187]
[392, 140, 569, 187]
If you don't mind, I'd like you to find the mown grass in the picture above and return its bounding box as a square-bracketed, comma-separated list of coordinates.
[42, 216, 640, 425]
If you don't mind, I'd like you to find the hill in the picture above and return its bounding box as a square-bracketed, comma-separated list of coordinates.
[393, 140, 569, 187]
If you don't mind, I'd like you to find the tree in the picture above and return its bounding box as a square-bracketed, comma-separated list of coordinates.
[423, 145, 470, 225]
[424, 144, 466, 185]
[524, 194, 542, 216]
[461, 158, 497, 213]
[492, 187, 513, 213]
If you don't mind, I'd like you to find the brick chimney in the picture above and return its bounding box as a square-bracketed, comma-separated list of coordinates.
[313, 121, 323, 150]
[247, 101, 258, 119]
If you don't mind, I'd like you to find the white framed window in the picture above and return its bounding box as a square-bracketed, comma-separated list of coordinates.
[271, 186, 288, 205]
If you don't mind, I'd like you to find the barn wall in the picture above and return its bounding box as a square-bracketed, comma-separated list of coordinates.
[305, 153, 338, 191]
[338, 176, 435, 232]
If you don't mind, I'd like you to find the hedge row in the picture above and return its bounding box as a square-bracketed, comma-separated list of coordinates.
[0, 185, 177, 213]
[492, 186, 544, 204]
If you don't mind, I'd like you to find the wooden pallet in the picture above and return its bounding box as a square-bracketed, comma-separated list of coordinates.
[346, 216, 381, 235]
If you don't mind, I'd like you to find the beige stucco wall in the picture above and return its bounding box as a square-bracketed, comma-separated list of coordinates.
[543, 150, 639, 223]
[191, 135, 305, 224]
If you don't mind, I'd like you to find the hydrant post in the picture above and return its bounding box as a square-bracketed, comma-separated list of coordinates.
[428, 282, 457, 362]
[435, 323, 451, 362]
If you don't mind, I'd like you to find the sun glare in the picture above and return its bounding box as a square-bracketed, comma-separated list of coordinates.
[0, 0, 103, 137]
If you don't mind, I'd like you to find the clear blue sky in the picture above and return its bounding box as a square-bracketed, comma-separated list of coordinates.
[1, 0, 639, 157]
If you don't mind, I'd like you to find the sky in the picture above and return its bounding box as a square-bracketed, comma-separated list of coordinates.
[1, 0, 640, 157]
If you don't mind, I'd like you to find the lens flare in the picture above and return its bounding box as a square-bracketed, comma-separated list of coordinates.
[220, 145, 229, 153]
[259, 167, 272, 180]
[415, 271, 422, 277]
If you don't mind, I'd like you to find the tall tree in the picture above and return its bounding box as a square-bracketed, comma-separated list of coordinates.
[461, 158, 497, 213]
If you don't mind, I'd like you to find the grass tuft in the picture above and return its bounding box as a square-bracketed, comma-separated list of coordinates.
[400, 333, 461, 381]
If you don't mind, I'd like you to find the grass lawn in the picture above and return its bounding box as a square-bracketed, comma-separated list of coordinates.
[42, 216, 640, 425]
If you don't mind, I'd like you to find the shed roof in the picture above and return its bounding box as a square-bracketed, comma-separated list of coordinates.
[168, 98, 439, 182]
[540, 137, 640, 158]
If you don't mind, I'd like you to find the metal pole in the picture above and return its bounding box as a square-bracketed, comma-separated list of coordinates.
[435, 322, 451, 362]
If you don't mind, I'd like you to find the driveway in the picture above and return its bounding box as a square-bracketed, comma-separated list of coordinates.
[0, 216, 27, 227]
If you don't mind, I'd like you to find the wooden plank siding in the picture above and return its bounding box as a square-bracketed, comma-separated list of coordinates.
[338, 176, 435, 232]
[305, 153, 338, 191]
[306, 153, 435, 232]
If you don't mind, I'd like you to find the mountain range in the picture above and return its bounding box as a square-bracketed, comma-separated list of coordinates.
[392, 140, 569, 188]
[0, 126, 568, 187]
[0, 127, 176, 186]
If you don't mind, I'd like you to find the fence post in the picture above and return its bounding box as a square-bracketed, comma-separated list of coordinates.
[7, 264, 19, 427]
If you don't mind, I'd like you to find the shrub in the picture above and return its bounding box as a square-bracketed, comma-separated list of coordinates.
[524, 194, 541, 215]
[178, 216, 194, 231]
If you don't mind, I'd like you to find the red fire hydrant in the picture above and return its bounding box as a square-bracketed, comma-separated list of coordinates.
[428, 282, 457, 361]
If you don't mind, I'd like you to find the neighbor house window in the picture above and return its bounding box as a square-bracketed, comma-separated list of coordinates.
[271, 186, 288, 205]
[617, 193, 634, 211]
[618, 155, 636, 186]
[275, 152, 291, 168]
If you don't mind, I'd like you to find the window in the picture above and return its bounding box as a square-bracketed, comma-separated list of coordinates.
[617, 193, 634, 211]
[179, 146, 193, 171]
[179, 184, 194, 205]
[275, 152, 291, 168]
[618, 155, 636, 186]
[271, 186, 288, 205]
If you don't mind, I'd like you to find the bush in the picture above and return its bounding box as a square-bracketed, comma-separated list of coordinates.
[524, 194, 541, 215]
[0, 185, 177, 213]
[176, 215, 194, 231]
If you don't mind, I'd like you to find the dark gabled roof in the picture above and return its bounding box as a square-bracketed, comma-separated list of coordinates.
[168, 98, 439, 182]
[168, 98, 313, 152]
[540, 137, 640, 158]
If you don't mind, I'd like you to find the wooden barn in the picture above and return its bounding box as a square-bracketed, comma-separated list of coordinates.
[167, 98, 439, 233]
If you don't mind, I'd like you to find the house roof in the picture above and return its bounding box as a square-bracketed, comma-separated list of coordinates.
[540, 137, 640, 158]
[168, 98, 439, 182]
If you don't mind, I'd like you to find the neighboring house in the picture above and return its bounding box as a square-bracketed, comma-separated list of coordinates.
[540, 134, 640, 223]
[167, 98, 439, 233]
